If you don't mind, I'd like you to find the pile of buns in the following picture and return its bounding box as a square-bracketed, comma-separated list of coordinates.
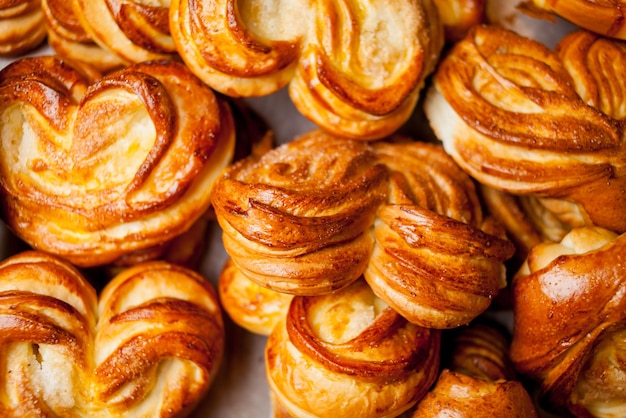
[0, 0, 624, 417]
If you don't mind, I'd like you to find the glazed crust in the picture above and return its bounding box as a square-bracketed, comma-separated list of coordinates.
[519, 0, 626, 40]
[425, 25, 626, 234]
[413, 320, 537, 417]
[0, 251, 224, 417]
[0, 0, 47, 56]
[211, 130, 515, 329]
[170, 0, 444, 140]
[0, 56, 235, 267]
[510, 227, 626, 417]
[266, 279, 441, 418]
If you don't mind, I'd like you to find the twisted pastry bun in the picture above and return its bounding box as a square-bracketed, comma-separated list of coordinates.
[432, 0, 486, 42]
[424, 25, 626, 234]
[170, 0, 444, 140]
[519, 0, 626, 40]
[219, 258, 293, 336]
[510, 227, 626, 418]
[211, 130, 515, 329]
[73, 0, 177, 64]
[0, 0, 47, 56]
[42, 0, 125, 73]
[412, 320, 537, 417]
[0, 251, 224, 417]
[0, 56, 235, 267]
[212, 130, 388, 296]
[266, 278, 441, 418]
[366, 140, 514, 328]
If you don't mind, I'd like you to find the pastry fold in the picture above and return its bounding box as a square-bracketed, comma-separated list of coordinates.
[170, 0, 444, 140]
[42, 0, 124, 72]
[425, 25, 626, 234]
[0, 251, 224, 417]
[73, 0, 178, 63]
[510, 227, 626, 418]
[0, 0, 46, 56]
[0, 56, 235, 267]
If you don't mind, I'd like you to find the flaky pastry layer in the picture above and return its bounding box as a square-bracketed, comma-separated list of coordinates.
[0, 251, 224, 417]
[170, 0, 444, 140]
[0, 56, 235, 267]
[212, 130, 515, 329]
[425, 25, 626, 234]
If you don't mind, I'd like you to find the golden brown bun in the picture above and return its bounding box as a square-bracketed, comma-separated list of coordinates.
[0, 0, 46, 56]
[519, 0, 626, 40]
[42, 0, 124, 73]
[413, 320, 537, 417]
[433, 0, 486, 42]
[219, 258, 293, 336]
[73, 0, 177, 64]
[170, 0, 444, 140]
[266, 279, 441, 418]
[0, 56, 235, 267]
[0, 251, 224, 417]
[424, 25, 626, 234]
[211, 130, 515, 329]
[510, 227, 626, 417]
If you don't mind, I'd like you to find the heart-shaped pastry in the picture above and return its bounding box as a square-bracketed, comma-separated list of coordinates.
[170, 0, 444, 140]
[0, 250, 224, 417]
[0, 56, 235, 267]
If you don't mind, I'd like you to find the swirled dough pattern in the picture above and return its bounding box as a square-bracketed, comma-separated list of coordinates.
[425, 25, 626, 234]
[211, 130, 515, 329]
[170, 0, 444, 140]
[0, 251, 224, 417]
[266, 279, 441, 418]
[0, 56, 235, 267]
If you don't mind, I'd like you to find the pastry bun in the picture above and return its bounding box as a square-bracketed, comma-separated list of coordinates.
[510, 227, 626, 417]
[413, 320, 537, 417]
[0, 250, 224, 417]
[170, 0, 444, 140]
[424, 25, 626, 234]
[0, 56, 235, 267]
[211, 130, 514, 329]
[266, 278, 441, 418]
